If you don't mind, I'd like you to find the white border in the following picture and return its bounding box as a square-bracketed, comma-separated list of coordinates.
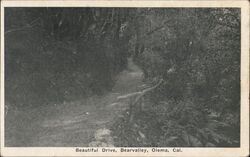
[0, 0, 249, 157]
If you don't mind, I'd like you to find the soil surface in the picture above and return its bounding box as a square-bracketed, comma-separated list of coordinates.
[5, 58, 144, 147]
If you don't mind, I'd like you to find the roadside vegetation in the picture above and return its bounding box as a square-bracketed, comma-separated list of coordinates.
[5, 8, 240, 147]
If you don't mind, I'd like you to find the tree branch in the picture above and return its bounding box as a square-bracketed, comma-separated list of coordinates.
[117, 79, 164, 101]
[145, 19, 172, 36]
[130, 79, 163, 107]
[5, 17, 41, 35]
[5, 25, 32, 35]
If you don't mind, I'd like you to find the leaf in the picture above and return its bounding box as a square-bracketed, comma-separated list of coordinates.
[197, 129, 208, 141]
[165, 136, 178, 145]
[206, 142, 216, 147]
[209, 119, 230, 128]
[208, 112, 220, 119]
[189, 135, 203, 147]
[181, 131, 190, 145]
[138, 131, 146, 139]
[207, 129, 232, 144]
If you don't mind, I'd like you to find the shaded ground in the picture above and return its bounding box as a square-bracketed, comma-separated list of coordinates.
[5, 58, 144, 147]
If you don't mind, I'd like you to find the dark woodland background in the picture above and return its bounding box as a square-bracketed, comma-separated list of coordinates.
[5, 8, 240, 147]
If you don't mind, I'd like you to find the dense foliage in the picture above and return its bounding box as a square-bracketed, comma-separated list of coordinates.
[111, 8, 240, 147]
[5, 8, 240, 146]
[5, 8, 131, 104]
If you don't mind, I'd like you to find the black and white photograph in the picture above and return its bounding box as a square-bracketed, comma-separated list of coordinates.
[0, 0, 249, 156]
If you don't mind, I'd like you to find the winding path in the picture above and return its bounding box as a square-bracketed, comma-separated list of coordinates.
[5, 58, 144, 147]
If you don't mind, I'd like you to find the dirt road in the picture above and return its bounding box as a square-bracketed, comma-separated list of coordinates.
[5, 58, 144, 147]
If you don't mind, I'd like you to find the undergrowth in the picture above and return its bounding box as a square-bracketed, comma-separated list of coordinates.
[111, 99, 240, 147]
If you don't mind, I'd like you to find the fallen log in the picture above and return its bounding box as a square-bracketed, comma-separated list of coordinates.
[117, 79, 163, 101]
[116, 79, 164, 123]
